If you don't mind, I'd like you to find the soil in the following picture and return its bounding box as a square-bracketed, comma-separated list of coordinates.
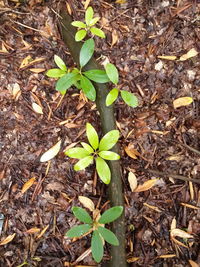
[0, 0, 200, 266]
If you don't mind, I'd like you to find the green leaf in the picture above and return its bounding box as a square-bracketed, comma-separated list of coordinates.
[65, 147, 90, 159]
[106, 88, 119, 106]
[81, 142, 94, 153]
[88, 17, 100, 27]
[80, 75, 96, 101]
[98, 151, 120, 160]
[105, 63, 119, 85]
[120, 90, 138, 108]
[99, 130, 120, 151]
[74, 156, 94, 171]
[86, 123, 99, 150]
[46, 68, 66, 78]
[91, 230, 104, 263]
[98, 226, 119, 246]
[54, 55, 67, 71]
[71, 21, 87, 28]
[95, 157, 111, 184]
[66, 224, 91, 238]
[85, 6, 94, 25]
[75, 30, 87, 42]
[80, 39, 95, 68]
[72, 207, 93, 224]
[56, 72, 79, 94]
[83, 70, 110, 83]
[90, 27, 105, 38]
[99, 206, 123, 224]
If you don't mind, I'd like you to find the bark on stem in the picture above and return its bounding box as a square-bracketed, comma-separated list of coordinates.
[58, 10, 127, 267]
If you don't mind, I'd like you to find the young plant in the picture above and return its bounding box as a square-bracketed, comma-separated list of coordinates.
[66, 205, 123, 263]
[65, 123, 120, 184]
[105, 63, 138, 108]
[71, 6, 105, 42]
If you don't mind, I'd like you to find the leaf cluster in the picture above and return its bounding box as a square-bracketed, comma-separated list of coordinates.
[65, 123, 120, 184]
[66, 206, 123, 263]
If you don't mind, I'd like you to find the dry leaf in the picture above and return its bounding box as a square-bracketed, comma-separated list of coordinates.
[111, 29, 118, 47]
[189, 260, 199, 267]
[116, 0, 127, 3]
[125, 145, 140, 159]
[171, 236, 188, 248]
[19, 55, 32, 69]
[180, 203, 199, 210]
[79, 196, 95, 212]
[40, 140, 61, 162]
[25, 227, 41, 234]
[171, 217, 176, 230]
[179, 48, 198, 61]
[0, 42, 9, 54]
[128, 172, 138, 192]
[157, 55, 177, 60]
[0, 233, 16, 246]
[84, 0, 91, 9]
[36, 225, 49, 239]
[12, 83, 21, 101]
[29, 68, 45, 73]
[171, 228, 193, 239]
[159, 254, 176, 258]
[143, 202, 162, 212]
[127, 257, 140, 263]
[173, 97, 193, 109]
[21, 177, 36, 194]
[32, 102, 43, 114]
[134, 179, 158, 192]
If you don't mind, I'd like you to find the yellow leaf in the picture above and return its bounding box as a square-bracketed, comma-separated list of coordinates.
[78, 196, 95, 212]
[19, 55, 32, 69]
[159, 254, 176, 258]
[32, 102, 43, 114]
[0, 233, 16, 246]
[179, 48, 198, 61]
[21, 177, 36, 194]
[40, 140, 61, 162]
[116, 0, 127, 3]
[127, 257, 140, 263]
[189, 260, 199, 267]
[36, 225, 49, 239]
[173, 97, 193, 109]
[157, 55, 177, 60]
[134, 179, 158, 192]
[25, 227, 41, 234]
[128, 172, 138, 192]
[171, 228, 193, 239]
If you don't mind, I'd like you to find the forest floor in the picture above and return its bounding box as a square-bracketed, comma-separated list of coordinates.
[0, 0, 200, 266]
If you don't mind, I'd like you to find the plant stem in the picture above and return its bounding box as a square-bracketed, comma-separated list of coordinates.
[58, 10, 127, 267]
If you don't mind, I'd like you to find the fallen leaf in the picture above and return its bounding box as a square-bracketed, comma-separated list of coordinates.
[173, 97, 193, 108]
[171, 228, 193, 239]
[0, 42, 9, 54]
[32, 102, 43, 114]
[171, 236, 188, 248]
[143, 202, 162, 212]
[19, 55, 32, 69]
[46, 182, 65, 191]
[189, 260, 199, 267]
[84, 0, 91, 9]
[36, 225, 49, 239]
[171, 217, 176, 230]
[128, 172, 138, 192]
[40, 140, 61, 162]
[180, 203, 200, 210]
[159, 254, 176, 258]
[21, 177, 36, 194]
[0, 233, 16, 246]
[127, 257, 140, 263]
[25, 228, 41, 234]
[134, 179, 158, 192]
[179, 48, 198, 61]
[111, 29, 118, 47]
[125, 145, 140, 159]
[29, 68, 45, 73]
[11, 83, 21, 101]
[79, 196, 95, 212]
[157, 55, 177, 60]
[116, 0, 127, 3]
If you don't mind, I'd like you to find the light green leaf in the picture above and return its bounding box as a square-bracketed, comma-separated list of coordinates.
[85, 6, 94, 25]
[66, 224, 91, 238]
[54, 55, 67, 71]
[74, 156, 94, 171]
[120, 90, 138, 108]
[98, 226, 119, 246]
[98, 206, 123, 224]
[46, 68, 66, 78]
[56, 72, 79, 94]
[86, 123, 99, 150]
[65, 147, 90, 159]
[90, 27, 105, 38]
[105, 63, 119, 85]
[71, 21, 87, 28]
[95, 157, 111, 184]
[83, 70, 110, 83]
[89, 17, 100, 26]
[81, 142, 94, 153]
[80, 39, 95, 68]
[72, 207, 93, 224]
[75, 29, 87, 42]
[99, 130, 120, 151]
[106, 88, 119, 106]
[80, 75, 96, 101]
[98, 151, 120, 160]
[91, 230, 104, 263]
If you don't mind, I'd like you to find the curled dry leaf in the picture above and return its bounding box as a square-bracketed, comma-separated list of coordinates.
[78, 196, 95, 212]
[173, 97, 193, 109]
[179, 48, 198, 61]
[21, 177, 36, 194]
[40, 140, 61, 162]
[134, 179, 158, 192]
[128, 172, 137, 192]
[0, 233, 16, 246]
[32, 102, 43, 114]
[171, 228, 193, 239]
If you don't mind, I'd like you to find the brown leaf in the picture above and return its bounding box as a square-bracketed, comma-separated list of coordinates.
[25, 227, 41, 234]
[0, 233, 16, 246]
[173, 97, 193, 109]
[134, 179, 158, 192]
[111, 29, 118, 47]
[21, 177, 36, 194]
[125, 144, 140, 159]
[128, 172, 138, 192]
[189, 260, 199, 267]
[159, 254, 176, 258]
